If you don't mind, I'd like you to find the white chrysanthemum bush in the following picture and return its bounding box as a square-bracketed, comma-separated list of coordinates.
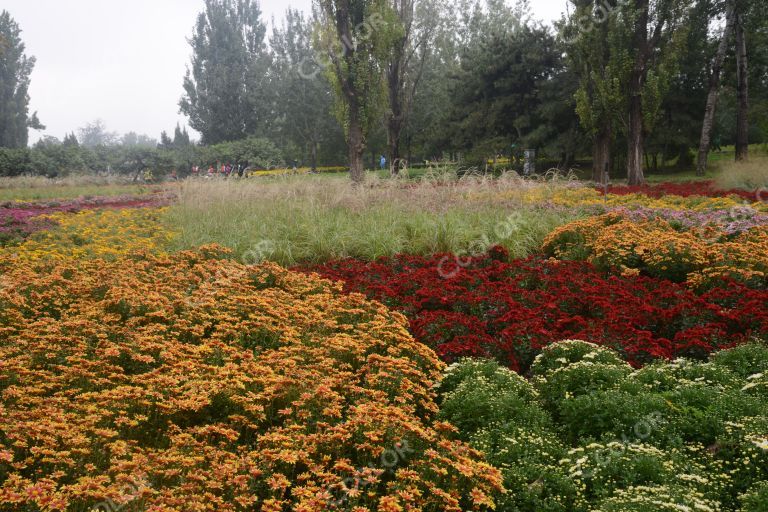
[437, 340, 768, 512]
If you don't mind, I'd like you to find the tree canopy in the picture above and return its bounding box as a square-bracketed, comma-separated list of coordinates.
[0, 10, 43, 149]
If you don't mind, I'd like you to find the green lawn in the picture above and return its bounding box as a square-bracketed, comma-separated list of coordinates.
[0, 184, 160, 202]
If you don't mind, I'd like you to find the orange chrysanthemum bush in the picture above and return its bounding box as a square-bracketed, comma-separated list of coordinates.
[542, 213, 768, 287]
[0, 247, 501, 511]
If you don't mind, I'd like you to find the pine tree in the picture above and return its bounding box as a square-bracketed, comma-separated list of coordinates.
[62, 132, 79, 147]
[159, 131, 173, 149]
[173, 123, 191, 147]
[0, 10, 44, 148]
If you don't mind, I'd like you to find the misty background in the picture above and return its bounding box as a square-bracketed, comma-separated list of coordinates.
[6, 0, 568, 144]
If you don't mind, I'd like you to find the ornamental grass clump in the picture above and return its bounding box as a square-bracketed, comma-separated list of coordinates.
[0, 248, 502, 511]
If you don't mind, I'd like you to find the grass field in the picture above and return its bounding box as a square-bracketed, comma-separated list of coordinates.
[0, 175, 163, 201]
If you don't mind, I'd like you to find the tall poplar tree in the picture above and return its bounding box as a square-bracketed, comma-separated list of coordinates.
[180, 0, 270, 145]
[565, 0, 623, 183]
[0, 10, 43, 148]
[313, 0, 401, 182]
[566, 0, 689, 184]
[621, 0, 690, 185]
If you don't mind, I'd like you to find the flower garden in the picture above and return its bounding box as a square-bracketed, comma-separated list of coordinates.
[0, 176, 766, 511]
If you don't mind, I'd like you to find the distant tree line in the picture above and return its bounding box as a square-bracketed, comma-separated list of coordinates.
[179, 0, 768, 184]
[0, 118, 285, 178]
[1, 1, 767, 183]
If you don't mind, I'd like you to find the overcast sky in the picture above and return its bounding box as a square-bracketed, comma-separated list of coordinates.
[4, 0, 569, 144]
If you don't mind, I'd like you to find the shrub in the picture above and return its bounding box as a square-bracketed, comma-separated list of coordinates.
[529, 340, 628, 377]
[739, 481, 768, 512]
[0, 147, 33, 177]
[718, 416, 768, 499]
[660, 385, 767, 447]
[542, 214, 768, 287]
[557, 388, 669, 445]
[435, 341, 768, 511]
[593, 484, 723, 512]
[438, 358, 538, 400]
[471, 425, 581, 512]
[560, 442, 728, 505]
[710, 341, 768, 379]
[632, 359, 742, 392]
[435, 359, 580, 512]
[533, 362, 633, 417]
[438, 360, 550, 438]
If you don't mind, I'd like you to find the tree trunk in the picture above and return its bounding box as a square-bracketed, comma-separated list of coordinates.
[735, 10, 749, 161]
[387, 58, 404, 176]
[627, 91, 646, 185]
[388, 122, 402, 175]
[406, 133, 412, 169]
[310, 141, 318, 172]
[627, 0, 649, 186]
[592, 127, 611, 183]
[697, 1, 735, 175]
[349, 109, 365, 183]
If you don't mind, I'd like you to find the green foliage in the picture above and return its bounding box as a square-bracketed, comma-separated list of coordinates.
[557, 388, 669, 444]
[437, 359, 549, 437]
[740, 481, 768, 512]
[562, 442, 727, 505]
[0, 131, 282, 177]
[710, 341, 768, 379]
[200, 137, 283, 169]
[592, 484, 722, 512]
[270, 8, 345, 168]
[472, 425, 581, 512]
[717, 415, 768, 498]
[661, 384, 766, 446]
[438, 357, 537, 399]
[0, 147, 32, 176]
[180, 0, 271, 144]
[447, 21, 581, 163]
[0, 10, 43, 148]
[437, 340, 768, 511]
[313, 0, 403, 179]
[633, 358, 742, 392]
[530, 340, 628, 377]
[533, 361, 633, 417]
[438, 357, 580, 512]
